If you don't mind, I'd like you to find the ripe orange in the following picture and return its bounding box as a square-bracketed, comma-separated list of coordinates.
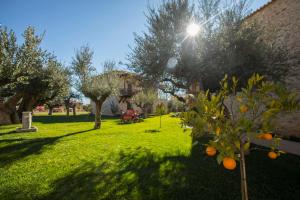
[206, 146, 217, 156]
[223, 157, 236, 170]
[240, 105, 248, 113]
[263, 133, 273, 140]
[268, 151, 277, 159]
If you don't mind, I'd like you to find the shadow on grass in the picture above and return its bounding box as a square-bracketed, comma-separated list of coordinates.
[116, 121, 141, 126]
[32, 114, 118, 124]
[0, 126, 22, 136]
[0, 126, 16, 130]
[0, 138, 28, 143]
[40, 147, 239, 200]
[115, 119, 144, 126]
[39, 144, 300, 200]
[145, 129, 160, 133]
[0, 130, 20, 136]
[0, 129, 94, 167]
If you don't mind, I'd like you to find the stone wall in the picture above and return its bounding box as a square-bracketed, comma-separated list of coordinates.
[245, 0, 300, 91]
[245, 0, 300, 137]
[91, 96, 143, 116]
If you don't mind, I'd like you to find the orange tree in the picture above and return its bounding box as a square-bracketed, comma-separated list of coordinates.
[156, 102, 166, 128]
[183, 74, 299, 200]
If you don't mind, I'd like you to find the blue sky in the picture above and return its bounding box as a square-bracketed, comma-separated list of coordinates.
[1, 0, 269, 71]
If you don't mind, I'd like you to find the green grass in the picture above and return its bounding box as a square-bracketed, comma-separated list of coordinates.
[0, 114, 299, 200]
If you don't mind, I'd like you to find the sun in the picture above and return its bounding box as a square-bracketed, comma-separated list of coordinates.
[186, 23, 200, 37]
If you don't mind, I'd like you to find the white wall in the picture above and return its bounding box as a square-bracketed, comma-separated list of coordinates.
[91, 96, 142, 116]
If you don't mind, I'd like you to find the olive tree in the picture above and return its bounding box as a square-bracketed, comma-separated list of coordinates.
[128, 0, 289, 101]
[46, 96, 64, 115]
[64, 91, 81, 116]
[72, 46, 121, 129]
[0, 26, 70, 124]
[133, 88, 158, 118]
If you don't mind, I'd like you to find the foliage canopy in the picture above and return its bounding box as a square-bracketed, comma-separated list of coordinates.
[128, 0, 289, 100]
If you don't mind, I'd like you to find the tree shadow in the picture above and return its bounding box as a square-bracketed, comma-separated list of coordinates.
[32, 114, 117, 124]
[0, 126, 16, 130]
[116, 121, 139, 125]
[0, 125, 22, 136]
[41, 146, 239, 200]
[0, 129, 94, 167]
[0, 138, 28, 143]
[0, 130, 22, 136]
[32, 115, 94, 124]
[145, 129, 161, 133]
[40, 143, 300, 200]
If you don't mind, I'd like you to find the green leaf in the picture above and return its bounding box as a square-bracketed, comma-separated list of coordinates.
[243, 142, 250, 151]
[234, 141, 240, 149]
[216, 154, 223, 165]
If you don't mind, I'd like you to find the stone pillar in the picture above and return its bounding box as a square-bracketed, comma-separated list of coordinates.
[16, 112, 37, 132]
[22, 111, 32, 129]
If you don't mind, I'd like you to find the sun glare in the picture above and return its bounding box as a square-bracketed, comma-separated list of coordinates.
[186, 23, 200, 37]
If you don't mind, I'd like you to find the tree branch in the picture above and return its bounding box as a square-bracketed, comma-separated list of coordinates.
[159, 86, 186, 103]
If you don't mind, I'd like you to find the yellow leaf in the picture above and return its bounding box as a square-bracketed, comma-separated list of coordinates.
[216, 127, 221, 136]
[243, 142, 250, 151]
[240, 105, 248, 113]
[234, 141, 240, 149]
[207, 123, 212, 131]
[236, 96, 242, 102]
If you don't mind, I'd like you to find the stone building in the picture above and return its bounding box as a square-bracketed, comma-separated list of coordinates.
[245, 0, 300, 137]
[91, 71, 143, 116]
[245, 0, 300, 91]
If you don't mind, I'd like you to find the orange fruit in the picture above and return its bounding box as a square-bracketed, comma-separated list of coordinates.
[240, 105, 248, 113]
[206, 146, 217, 156]
[263, 133, 273, 140]
[268, 151, 277, 159]
[223, 157, 237, 170]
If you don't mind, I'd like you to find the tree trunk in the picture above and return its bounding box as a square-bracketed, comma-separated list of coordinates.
[72, 105, 76, 116]
[198, 78, 204, 91]
[48, 107, 53, 115]
[0, 108, 15, 125]
[92, 95, 109, 129]
[142, 105, 148, 118]
[144, 109, 148, 118]
[94, 101, 103, 129]
[17, 100, 25, 120]
[0, 93, 23, 125]
[10, 111, 20, 124]
[159, 114, 162, 128]
[240, 139, 248, 200]
[17, 95, 37, 120]
[66, 105, 70, 116]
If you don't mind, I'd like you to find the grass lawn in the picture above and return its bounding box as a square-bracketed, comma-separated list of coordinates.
[0, 114, 299, 200]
